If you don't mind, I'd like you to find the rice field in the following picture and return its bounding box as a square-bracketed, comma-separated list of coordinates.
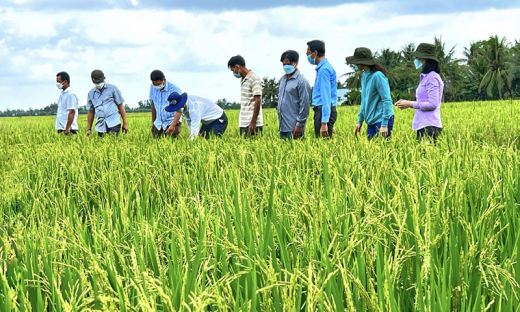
[0, 100, 520, 311]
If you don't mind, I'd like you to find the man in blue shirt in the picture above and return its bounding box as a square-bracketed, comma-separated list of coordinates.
[149, 70, 182, 137]
[86, 70, 129, 137]
[306, 40, 337, 138]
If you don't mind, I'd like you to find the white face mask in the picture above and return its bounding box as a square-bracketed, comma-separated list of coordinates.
[95, 82, 105, 90]
[56, 82, 63, 90]
[154, 84, 164, 91]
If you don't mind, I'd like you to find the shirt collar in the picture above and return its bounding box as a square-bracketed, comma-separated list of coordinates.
[61, 87, 71, 94]
[243, 70, 254, 81]
[287, 69, 300, 80]
[315, 58, 328, 71]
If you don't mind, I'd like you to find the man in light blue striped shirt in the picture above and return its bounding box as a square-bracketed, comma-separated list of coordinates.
[86, 70, 129, 137]
[149, 70, 183, 137]
[55, 71, 79, 135]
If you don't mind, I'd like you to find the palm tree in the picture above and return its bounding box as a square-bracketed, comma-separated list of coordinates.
[261, 77, 279, 108]
[476, 35, 514, 99]
[433, 36, 465, 101]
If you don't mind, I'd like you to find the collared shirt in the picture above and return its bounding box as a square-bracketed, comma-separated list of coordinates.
[357, 70, 394, 127]
[239, 70, 263, 128]
[411, 72, 444, 130]
[311, 58, 337, 123]
[87, 84, 124, 133]
[149, 81, 182, 130]
[55, 88, 79, 130]
[277, 70, 311, 132]
[181, 95, 224, 140]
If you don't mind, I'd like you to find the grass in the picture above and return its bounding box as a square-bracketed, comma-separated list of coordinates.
[0, 100, 519, 311]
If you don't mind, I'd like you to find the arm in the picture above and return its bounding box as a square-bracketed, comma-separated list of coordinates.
[151, 100, 156, 124]
[65, 110, 75, 133]
[412, 77, 442, 111]
[251, 95, 261, 125]
[188, 106, 201, 140]
[249, 76, 262, 131]
[87, 110, 94, 136]
[117, 103, 128, 133]
[317, 69, 332, 123]
[295, 80, 310, 128]
[374, 73, 394, 127]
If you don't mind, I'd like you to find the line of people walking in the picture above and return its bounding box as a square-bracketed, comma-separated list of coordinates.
[54, 41, 443, 142]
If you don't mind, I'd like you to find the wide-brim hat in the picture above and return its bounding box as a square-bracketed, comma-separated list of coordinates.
[345, 47, 376, 66]
[91, 70, 105, 83]
[165, 92, 188, 112]
[411, 43, 439, 62]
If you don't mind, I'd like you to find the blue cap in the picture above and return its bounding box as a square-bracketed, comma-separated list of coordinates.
[165, 92, 188, 112]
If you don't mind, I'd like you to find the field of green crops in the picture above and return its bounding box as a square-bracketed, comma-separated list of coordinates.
[0, 100, 520, 311]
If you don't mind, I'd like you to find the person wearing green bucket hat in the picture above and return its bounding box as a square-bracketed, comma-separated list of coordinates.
[346, 47, 395, 140]
[395, 43, 444, 143]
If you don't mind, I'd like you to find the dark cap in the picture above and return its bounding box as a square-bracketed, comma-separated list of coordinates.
[165, 92, 188, 112]
[91, 70, 105, 83]
[345, 47, 376, 66]
[411, 43, 439, 62]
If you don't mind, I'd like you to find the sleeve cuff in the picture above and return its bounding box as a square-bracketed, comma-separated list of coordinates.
[381, 120, 389, 127]
[296, 121, 305, 128]
[412, 102, 419, 109]
[357, 118, 363, 124]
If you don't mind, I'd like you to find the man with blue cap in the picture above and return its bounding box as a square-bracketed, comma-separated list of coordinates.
[166, 92, 228, 140]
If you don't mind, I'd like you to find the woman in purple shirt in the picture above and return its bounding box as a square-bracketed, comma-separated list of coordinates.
[395, 43, 444, 142]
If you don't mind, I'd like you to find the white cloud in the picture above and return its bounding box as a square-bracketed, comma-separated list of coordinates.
[0, 4, 519, 111]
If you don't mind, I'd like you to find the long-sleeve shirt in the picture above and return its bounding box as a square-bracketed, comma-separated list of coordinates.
[182, 95, 224, 140]
[150, 80, 182, 130]
[357, 70, 394, 127]
[411, 72, 444, 130]
[311, 58, 337, 123]
[55, 88, 79, 130]
[86, 84, 124, 133]
[277, 70, 311, 132]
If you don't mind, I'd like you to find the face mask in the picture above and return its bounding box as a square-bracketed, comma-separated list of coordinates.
[95, 82, 105, 90]
[307, 54, 316, 65]
[283, 65, 295, 75]
[233, 71, 241, 78]
[352, 64, 359, 71]
[414, 59, 423, 70]
[56, 82, 63, 90]
[154, 84, 164, 91]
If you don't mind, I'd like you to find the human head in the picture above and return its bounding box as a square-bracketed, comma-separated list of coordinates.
[228, 55, 246, 76]
[306, 40, 326, 62]
[150, 70, 166, 88]
[56, 71, 70, 90]
[281, 50, 299, 74]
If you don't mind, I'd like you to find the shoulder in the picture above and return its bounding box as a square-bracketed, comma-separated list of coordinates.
[166, 81, 180, 91]
[373, 71, 388, 82]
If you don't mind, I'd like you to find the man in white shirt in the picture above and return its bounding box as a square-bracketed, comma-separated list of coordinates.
[55, 71, 79, 135]
[166, 92, 228, 140]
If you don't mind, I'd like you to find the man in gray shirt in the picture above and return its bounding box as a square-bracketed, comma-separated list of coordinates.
[86, 70, 129, 137]
[277, 50, 311, 139]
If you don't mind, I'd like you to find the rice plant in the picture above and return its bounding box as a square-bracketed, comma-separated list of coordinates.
[0, 100, 519, 311]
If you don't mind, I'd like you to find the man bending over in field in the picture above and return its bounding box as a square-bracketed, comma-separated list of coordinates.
[149, 69, 183, 138]
[55, 71, 79, 135]
[86, 70, 129, 137]
[166, 92, 228, 140]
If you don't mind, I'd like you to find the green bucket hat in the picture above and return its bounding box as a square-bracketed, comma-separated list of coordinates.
[411, 43, 439, 62]
[345, 47, 376, 66]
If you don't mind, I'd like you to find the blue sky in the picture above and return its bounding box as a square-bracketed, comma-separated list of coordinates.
[0, 0, 519, 110]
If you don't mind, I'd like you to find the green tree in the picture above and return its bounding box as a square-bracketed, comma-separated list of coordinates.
[261, 77, 279, 108]
[477, 35, 514, 99]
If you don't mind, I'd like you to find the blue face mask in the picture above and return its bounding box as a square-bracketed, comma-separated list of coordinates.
[307, 54, 316, 65]
[414, 59, 423, 70]
[233, 71, 241, 78]
[352, 64, 359, 71]
[283, 65, 295, 75]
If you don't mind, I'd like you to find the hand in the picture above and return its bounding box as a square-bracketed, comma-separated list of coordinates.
[86, 129, 92, 137]
[248, 120, 257, 134]
[354, 123, 362, 136]
[395, 99, 413, 109]
[122, 124, 128, 134]
[380, 126, 388, 137]
[320, 123, 329, 138]
[165, 124, 176, 135]
[293, 126, 302, 139]
[65, 128, 70, 135]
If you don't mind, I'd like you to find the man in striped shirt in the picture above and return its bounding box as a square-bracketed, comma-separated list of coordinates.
[228, 55, 263, 137]
[149, 70, 182, 137]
